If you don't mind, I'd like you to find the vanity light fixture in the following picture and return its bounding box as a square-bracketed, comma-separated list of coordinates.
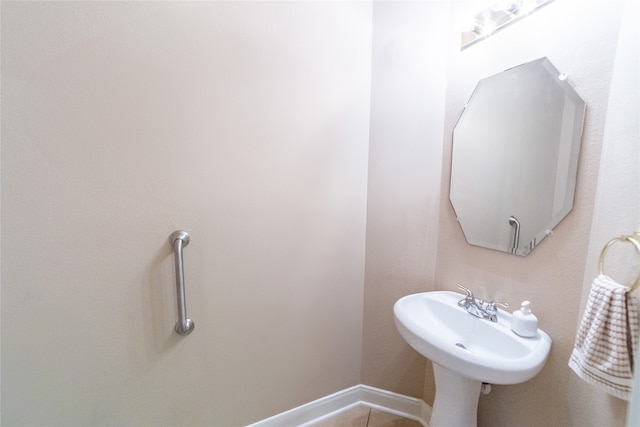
[461, 0, 555, 50]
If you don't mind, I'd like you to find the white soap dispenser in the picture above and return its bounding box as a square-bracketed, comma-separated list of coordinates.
[511, 301, 538, 338]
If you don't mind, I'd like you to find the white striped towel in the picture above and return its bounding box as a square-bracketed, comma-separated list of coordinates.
[569, 275, 639, 400]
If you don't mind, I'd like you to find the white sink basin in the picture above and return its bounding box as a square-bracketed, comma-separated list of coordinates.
[394, 291, 551, 385]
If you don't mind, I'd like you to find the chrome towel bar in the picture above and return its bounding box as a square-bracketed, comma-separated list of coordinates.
[509, 215, 521, 255]
[170, 230, 195, 336]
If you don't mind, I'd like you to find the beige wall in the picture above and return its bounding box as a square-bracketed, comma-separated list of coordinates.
[572, 0, 640, 424]
[1, 2, 371, 425]
[435, 0, 630, 426]
[362, 1, 448, 399]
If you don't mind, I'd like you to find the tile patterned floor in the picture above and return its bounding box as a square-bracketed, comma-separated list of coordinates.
[307, 404, 424, 427]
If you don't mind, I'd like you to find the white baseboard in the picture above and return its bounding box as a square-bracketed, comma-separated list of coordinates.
[246, 384, 432, 427]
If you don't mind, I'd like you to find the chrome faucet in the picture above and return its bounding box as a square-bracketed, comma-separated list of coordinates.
[457, 285, 509, 322]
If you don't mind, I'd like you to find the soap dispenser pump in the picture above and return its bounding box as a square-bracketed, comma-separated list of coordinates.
[511, 301, 538, 338]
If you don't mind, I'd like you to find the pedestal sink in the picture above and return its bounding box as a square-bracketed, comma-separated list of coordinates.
[394, 291, 551, 427]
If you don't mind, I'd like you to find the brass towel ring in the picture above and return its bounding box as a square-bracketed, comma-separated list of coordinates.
[599, 233, 640, 292]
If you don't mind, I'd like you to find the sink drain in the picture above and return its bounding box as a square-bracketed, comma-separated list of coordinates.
[455, 342, 467, 349]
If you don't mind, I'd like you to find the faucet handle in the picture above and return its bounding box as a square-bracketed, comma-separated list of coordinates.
[485, 300, 509, 310]
[457, 284, 474, 298]
[457, 285, 476, 309]
[484, 300, 509, 322]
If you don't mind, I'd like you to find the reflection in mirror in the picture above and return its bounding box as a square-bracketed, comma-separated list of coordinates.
[450, 57, 586, 256]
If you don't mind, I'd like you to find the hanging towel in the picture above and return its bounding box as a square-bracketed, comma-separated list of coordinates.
[569, 275, 640, 400]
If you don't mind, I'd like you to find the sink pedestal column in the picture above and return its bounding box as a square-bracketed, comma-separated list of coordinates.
[430, 363, 482, 427]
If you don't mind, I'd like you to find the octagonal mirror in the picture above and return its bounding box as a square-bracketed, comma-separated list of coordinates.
[450, 57, 586, 256]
